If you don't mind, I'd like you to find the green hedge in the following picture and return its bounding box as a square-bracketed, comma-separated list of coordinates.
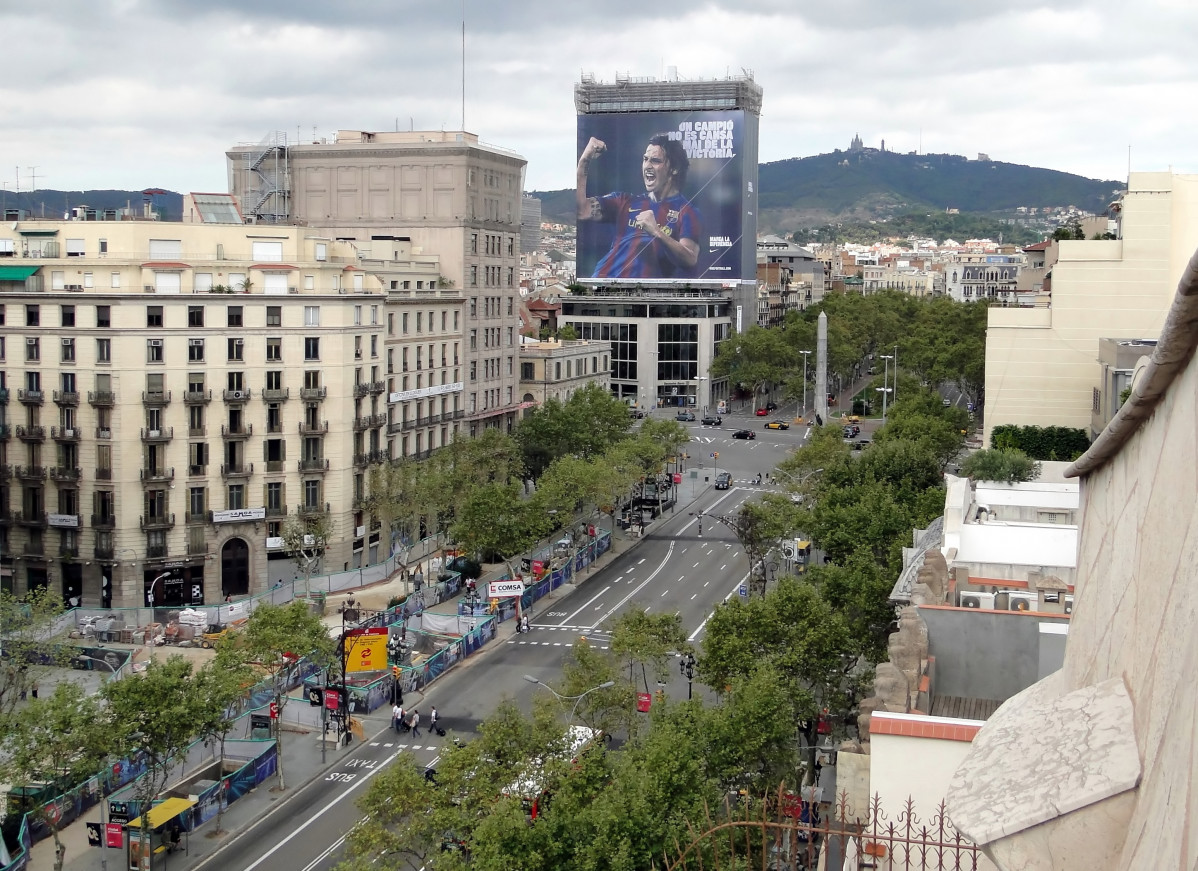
[989, 424, 1090, 461]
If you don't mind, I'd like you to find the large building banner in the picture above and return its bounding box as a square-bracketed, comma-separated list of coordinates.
[576, 110, 747, 283]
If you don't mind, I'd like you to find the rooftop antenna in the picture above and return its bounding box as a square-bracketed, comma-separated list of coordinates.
[461, 0, 466, 131]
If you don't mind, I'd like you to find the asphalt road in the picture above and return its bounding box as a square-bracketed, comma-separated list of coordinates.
[201, 406, 826, 871]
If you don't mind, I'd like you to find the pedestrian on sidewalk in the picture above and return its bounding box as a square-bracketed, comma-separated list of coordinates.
[521, 614, 530, 633]
[430, 706, 439, 734]
[410, 709, 421, 738]
[392, 702, 403, 733]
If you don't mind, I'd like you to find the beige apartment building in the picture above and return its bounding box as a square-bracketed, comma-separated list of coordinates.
[0, 218, 412, 609]
[983, 171, 1198, 442]
[518, 339, 611, 408]
[226, 129, 526, 435]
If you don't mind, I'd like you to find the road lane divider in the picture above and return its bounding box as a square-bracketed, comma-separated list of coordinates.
[688, 569, 752, 643]
[591, 541, 676, 628]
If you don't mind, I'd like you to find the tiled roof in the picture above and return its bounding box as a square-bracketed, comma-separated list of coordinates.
[871, 711, 982, 742]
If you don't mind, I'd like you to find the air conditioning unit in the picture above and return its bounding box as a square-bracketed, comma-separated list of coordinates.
[234, 339, 244, 346]
[61, 338, 73, 346]
[1005, 592, 1036, 612]
[148, 339, 163, 347]
[64, 428, 75, 438]
[1064, 595, 1074, 615]
[26, 338, 37, 346]
[231, 390, 244, 400]
[189, 339, 204, 347]
[148, 430, 160, 438]
[959, 592, 996, 610]
[98, 429, 111, 438]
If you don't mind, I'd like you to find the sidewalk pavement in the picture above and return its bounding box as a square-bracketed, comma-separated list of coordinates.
[36, 520, 663, 871]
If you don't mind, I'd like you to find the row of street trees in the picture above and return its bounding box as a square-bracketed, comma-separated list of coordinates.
[711, 290, 987, 412]
[0, 601, 331, 871]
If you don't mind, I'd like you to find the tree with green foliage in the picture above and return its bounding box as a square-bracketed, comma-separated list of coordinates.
[990, 424, 1090, 461]
[0, 681, 110, 871]
[608, 608, 687, 695]
[699, 578, 868, 767]
[595, 442, 649, 547]
[194, 651, 257, 834]
[557, 323, 579, 340]
[805, 550, 898, 663]
[280, 512, 330, 595]
[451, 482, 554, 578]
[102, 656, 216, 865]
[872, 390, 969, 468]
[0, 587, 68, 722]
[710, 326, 795, 410]
[960, 448, 1042, 483]
[234, 602, 335, 789]
[515, 383, 631, 478]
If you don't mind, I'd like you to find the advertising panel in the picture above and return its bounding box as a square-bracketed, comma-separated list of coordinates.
[577, 110, 746, 282]
[487, 580, 525, 598]
[344, 628, 388, 673]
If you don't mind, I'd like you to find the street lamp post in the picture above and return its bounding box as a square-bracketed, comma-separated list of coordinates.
[799, 350, 811, 417]
[523, 675, 615, 723]
[892, 344, 898, 405]
[145, 571, 171, 609]
[679, 652, 696, 700]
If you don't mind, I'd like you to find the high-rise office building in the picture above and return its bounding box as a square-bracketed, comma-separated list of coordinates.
[227, 129, 527, 435]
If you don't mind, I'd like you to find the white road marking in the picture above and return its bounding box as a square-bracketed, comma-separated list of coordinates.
[590, 541, 677, 628]
[690, 593, 697, 599]
[693, 562, 700, 568]
[661, 589, 669, 597]
[638, 558, 647, 565]
[688, 570, 753, 643]
[720, 564, 727, 571]
[243, 742, 400, 871]
[561, 584, 612, 625]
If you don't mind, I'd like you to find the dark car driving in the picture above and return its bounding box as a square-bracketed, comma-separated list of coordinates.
[732, 429, 756, 440]
[676, 411, 696, 422]
[701, 415, 722, 426]
[714, 472, 732, 490]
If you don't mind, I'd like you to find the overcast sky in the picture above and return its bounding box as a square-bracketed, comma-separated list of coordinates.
[2, 0, 1195, 196]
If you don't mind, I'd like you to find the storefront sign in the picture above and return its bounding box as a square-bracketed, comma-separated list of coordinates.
[48, 513, 80, 528]
[212, 507, 266, 523]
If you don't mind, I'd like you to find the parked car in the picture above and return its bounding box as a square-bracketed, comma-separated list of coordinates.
[676, 411, 696, 422]
[732, 429, 756, 440]
[445, 555, 482, 580]
[754, 407, 769, 416]
[764, 420, 790, 430]
[714, 472, 732, 490]
[942, 398, 952, 407]
[701, 415, 722, 426]
[842, 424, 860, 438]
[629, 408, 646, 419]
[765, 401, 778, 412]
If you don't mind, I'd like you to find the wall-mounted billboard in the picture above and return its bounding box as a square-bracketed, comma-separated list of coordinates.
[576, 110, 748, 283]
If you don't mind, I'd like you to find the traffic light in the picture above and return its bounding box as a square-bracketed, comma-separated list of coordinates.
[392, 665, 400, 678]
[713, 451, 719, 459]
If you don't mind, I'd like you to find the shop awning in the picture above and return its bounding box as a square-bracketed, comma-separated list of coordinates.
[0, 266, 39, 281]
[17, 229, 57, 236]
[127, 796, 196, 830]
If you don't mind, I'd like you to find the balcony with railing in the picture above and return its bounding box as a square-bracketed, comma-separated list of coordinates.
[187, 540, 210, 556]
[91, 513, 116, 528]
[23, 541, 45, 557]
[52, 390, 80, 407]
[140, 426, 174, 443]
[187, 464, 207, 477]
[141, 390, 171, 407]
[353, 383, 370, 399]
[221, 423, 253, 439]
[184, 389, 213, 405]
[52, 426, 81, 443]
[15, 510, 47, 527]
[298, 458, 329, 473]
[0, 464, 9, 480]
[95, 427, 113, 439]
[94, 542, 114, 560]
[16, 425, 45, 442]
[188, 426, 207, 438]
[368, 380, 385, 395]
[220, 463, 254, 479]
[140, 513, 175, 531]
[95, 467, 112, 481]
[139, 467, 175, 483]
[262, 387, 290, 402]
[300, 386, 327, 401]
[0, 507, 10, 525]
[0, 388, 8, 404]
[353, 414, 386, 431]
[146, 543, 169, 558]
[266, 503, 288, 518]
[369, 449, 391, 464]
[88, 390, 116, 407]
[17, 389, 44, 405]
[297, 502, 330, 518]
[264, 460, 286, 473]
[0, 424, 10, 440]
[223, 388, 252, 403]
[59, 541, 79, 558]
[49, 466, 82, 482]
[15, 465, 46, 481]
[298, 420, 328, 435]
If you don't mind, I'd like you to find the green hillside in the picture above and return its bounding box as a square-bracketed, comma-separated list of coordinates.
[530, 149, 1123, 233]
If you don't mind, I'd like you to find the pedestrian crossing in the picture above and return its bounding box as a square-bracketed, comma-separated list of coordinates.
[369, 742, 434, 750]
[506, 638, 610, 650]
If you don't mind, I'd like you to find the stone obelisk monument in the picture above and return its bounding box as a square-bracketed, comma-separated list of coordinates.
[815, 311, 829, 425]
